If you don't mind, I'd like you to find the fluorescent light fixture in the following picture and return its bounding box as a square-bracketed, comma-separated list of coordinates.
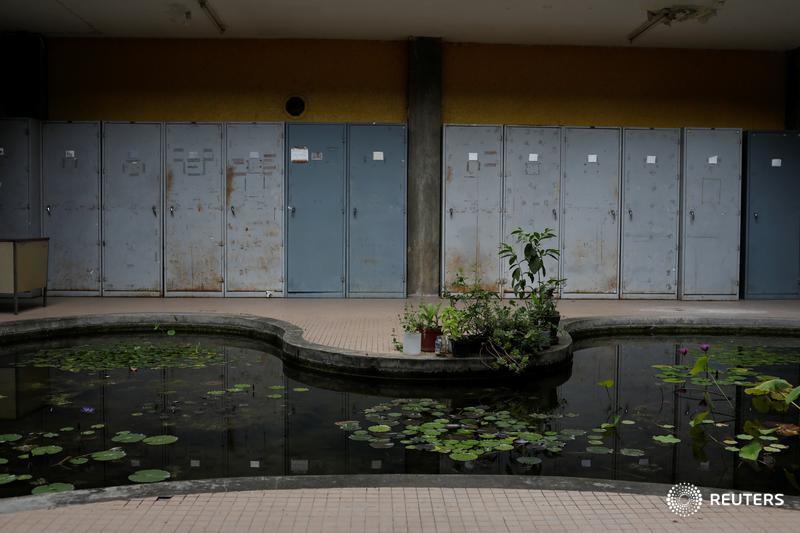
[197, 0, 226, 34]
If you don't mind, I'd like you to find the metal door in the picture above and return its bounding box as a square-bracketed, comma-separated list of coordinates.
[42, 122, 101, 294]
[165, 123, 224, 295]
[347, 124, 406, 297]
[102, 122, 162, 295]
[745, 132, 800, 298]
[681, 128, 741, 299]
[286, 123, 345, 297]
[502, 126, 561, 297]
[561, 127, 621, 298]
[0, 119, 39, 239]
[225, 123, 285, 296]
[442, 125, 503, 291]
[621, 128, 680, 298]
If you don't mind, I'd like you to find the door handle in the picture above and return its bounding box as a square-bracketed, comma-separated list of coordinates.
[628, 208, 633, 220]
[170, 206, 174, 217]
[609, 209, 616, 220]
[231, 206, 236, 217]
[552, 208, 557, 220]
[152, 206, 157, 218]
[753, 212, 758, 220]
[46, 205, 52, 216]
[353, 207, 357, 218]
[288, 206, 296, 216]
[689, 209, 695, 221]
[449, 207, 454, 218]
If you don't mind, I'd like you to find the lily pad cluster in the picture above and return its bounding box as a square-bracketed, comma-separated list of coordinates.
[23, 342, 221, 372]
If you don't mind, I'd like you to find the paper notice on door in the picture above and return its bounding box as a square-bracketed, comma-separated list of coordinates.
[528, 153, 539, 162]
[468, 152, 478, 161]
[771, 158, 782, 167]
[646, 155, 657, 164]
[587, 154, 597, 163]
[291, 147, 309, 163]
[708, 155, 718, 165]
[65, 150, 76, 158]
[373, 151, 384, 161]
[249, 151, 260, 158]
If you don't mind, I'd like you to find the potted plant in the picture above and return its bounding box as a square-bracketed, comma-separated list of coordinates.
[442, 273, 499, 356]
[398, 304, 422, 355]
[417, 303, 442, 352]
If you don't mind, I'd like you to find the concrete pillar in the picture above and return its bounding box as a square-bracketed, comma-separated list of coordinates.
[407, 37, 442, 296]
[787, 48, 799, 130]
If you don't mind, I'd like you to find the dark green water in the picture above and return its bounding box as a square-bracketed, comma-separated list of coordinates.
[0, 332, 798, 497]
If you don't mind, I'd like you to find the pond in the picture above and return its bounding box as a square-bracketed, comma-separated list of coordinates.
[0, 330, 798, 497]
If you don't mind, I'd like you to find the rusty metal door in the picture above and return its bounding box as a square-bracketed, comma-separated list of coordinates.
[102, 122, 163, 296]
[680, 128, 741, 300]
[502, 126, 561, 297]
[442, 125, 503, 291]
[286, 123, 345, 297]
[561, 127, 621, 298]
[42, 121, 101, 295]
[0, 119, 40, 240]
[225, 123, 285, 296]
[347, 124, 406, 297]
[165, 123, 224, 296]
[745, 132, 799, 298]
[621, 128, 680, 299]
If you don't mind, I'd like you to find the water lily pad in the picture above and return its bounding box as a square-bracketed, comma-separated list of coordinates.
[266, 394, 282, 399]
[59, 427, 74, 432]
[207, 390, 226, 396]
[560, 429, 587, 437]
[128, 469, 171, 483]
[0, 474, 15, 484]
[268, 385, 284, 390]
[131, 412, 143, 417]
[142, 435, 178, 445]
[621, 420, 636, 425]
[736, 434, 754, 441]
[32, 483, 74, 494]
[652, 435, 681, 444]
[722, 439, 738, 445]
[449, 451, 479, 461]
[368, 425, 391, 433]
[16, 474, 31, 481]
[586, 446, 613, 454]
[763, 446, 782, 453]
[334, 421, 361, 431]
[494, 444, 514, 451]
[91, 449, 127, 461]
[369, 440, 395, 449]
[0, 458, 6, 465]
[516, 456, 542, 465]
[69, 457, 89, 465]
[348, 433, 373, 442]
[90, 424, 105, 429]
[112, 432, 146, 443]
[81, 430, 95, 436]
[0, 434, 22, 443]
[620, 448, 645, 457]
[293, 388, 310, 392]
[42, 432, 59, 438]
[724, 446, 740, 452]
[588, 440, 604, 446]
[31, 445, 63, 456]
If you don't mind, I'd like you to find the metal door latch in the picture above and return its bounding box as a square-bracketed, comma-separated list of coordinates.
[231, 206, 236, 217]
[170, 206, 175, 217]
[449, 207, 454, 218]
[552, 208, 557, 219]
[689, 209, 695, 221]
[609, 209, 616, 220]
[288, 206, 296, 216]
[753, 212, 758, 220]
[628, 208, 633, 219]
[353, 207, 358, 218]
[152, 206, 157, 217]
[46, 205, 52, 216]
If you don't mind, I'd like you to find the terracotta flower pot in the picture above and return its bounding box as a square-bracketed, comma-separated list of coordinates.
[420, 328, 442, 352]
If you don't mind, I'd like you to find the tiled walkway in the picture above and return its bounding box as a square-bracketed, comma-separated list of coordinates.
[2, 297, 799, 355]
[0, 487, 796, 532]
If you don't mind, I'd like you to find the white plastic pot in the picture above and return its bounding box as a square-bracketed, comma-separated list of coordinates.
[402, 332, 422, 355]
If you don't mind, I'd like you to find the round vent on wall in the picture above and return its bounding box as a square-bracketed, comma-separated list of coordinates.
[285, 96, 306, 118]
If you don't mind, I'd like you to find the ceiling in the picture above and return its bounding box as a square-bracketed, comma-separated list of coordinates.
[1, 0, 799, 50]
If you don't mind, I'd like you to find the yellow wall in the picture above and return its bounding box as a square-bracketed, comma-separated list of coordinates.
[47, 39, 408, 122]
[444, 44, 785, 129]
[48, 39, 786, 129]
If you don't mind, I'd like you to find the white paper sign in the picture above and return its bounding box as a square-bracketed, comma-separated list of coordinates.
[65, 150, 76, 158]
[373, 151, 384, 161]
[528, 153, 539, 162]
[587, 154, 598, 163]
[646, 155, 657, 164]
[468, 152, 478, 161]
[708, 155, 718, 165]
[771, 158, 782, 167]
[188, 151, 198, 159]
[291, 147, 309, 163]
[249, 151, 260, 158]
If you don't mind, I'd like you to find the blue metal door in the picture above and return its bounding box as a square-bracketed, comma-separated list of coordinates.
[347, 124, 406, 297]
[165, 123, 224, 295]
[102, 122, 162, 295]
[745, 132, 800, 298]
[286, 124, 345, 296]
[621, 128, 680, 298]
[42, 122, 101, 294]
[0, 119, 40, 239]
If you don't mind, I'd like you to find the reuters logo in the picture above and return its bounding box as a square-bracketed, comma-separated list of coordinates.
[666, 483, 703, 517]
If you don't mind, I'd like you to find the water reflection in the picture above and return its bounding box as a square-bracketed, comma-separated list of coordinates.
[0, 334, 797, 497]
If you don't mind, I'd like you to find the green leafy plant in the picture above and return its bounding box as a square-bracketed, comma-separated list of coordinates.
[398, 304, 423, 333]
[417, 303, 442, 330]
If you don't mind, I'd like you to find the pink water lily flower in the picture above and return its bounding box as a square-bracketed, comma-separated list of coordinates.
[677, 347, 689, 356]
[699, 343, 710, 352]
